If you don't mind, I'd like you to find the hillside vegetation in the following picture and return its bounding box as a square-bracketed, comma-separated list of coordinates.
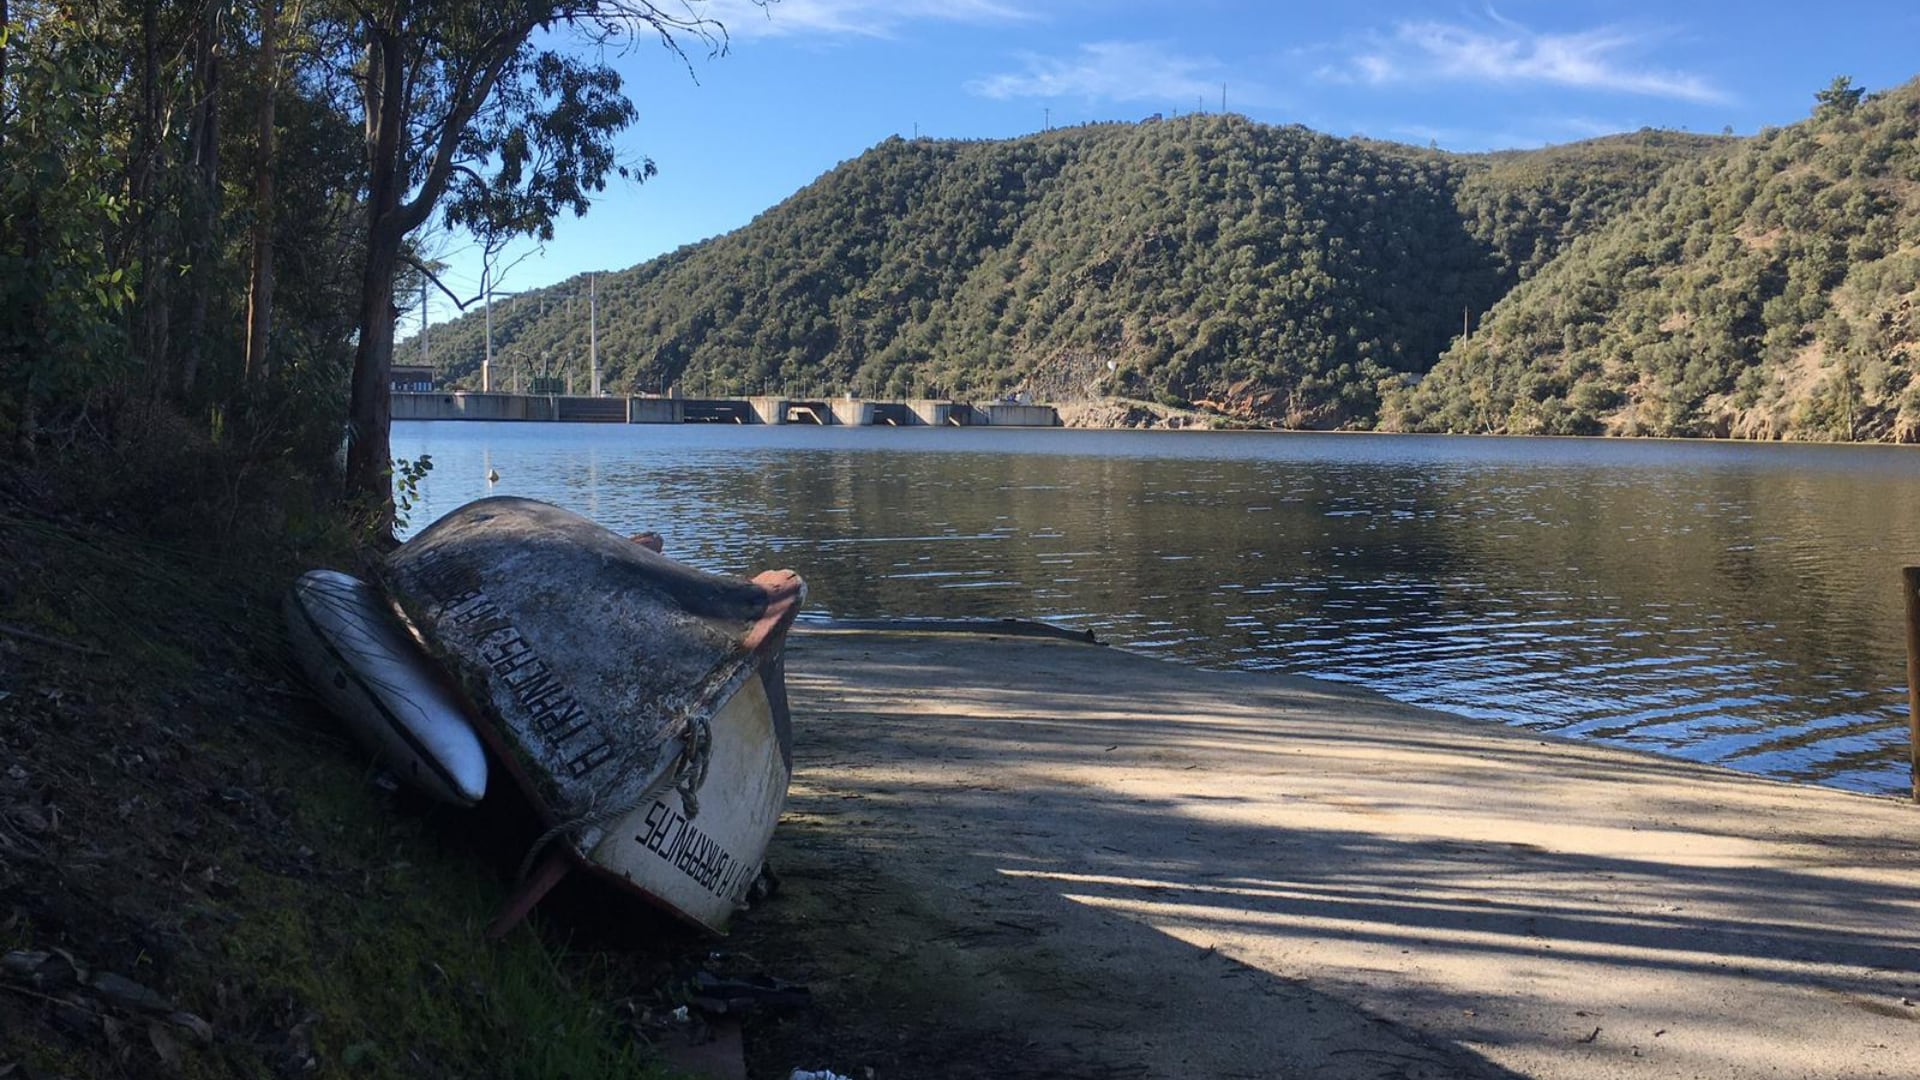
[415, 117, 1721, 428]
[1391, 79, 1920, 440]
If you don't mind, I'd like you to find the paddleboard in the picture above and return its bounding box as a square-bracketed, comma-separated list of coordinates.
[284, 569, 489, 806]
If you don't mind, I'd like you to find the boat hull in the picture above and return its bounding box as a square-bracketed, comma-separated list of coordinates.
[380, 497, 803, 932]
[586, 671, 789, 928]
[283, 569, 489, 806]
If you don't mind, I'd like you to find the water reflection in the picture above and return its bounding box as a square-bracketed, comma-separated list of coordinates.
[396, 424, 1920, 796]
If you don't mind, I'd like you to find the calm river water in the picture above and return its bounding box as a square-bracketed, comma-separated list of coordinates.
[394, 422, 1920, 796]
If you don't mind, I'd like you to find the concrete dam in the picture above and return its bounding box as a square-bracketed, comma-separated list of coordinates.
[390, 392, 1060, 428]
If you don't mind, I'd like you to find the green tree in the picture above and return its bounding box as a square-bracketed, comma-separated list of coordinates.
[333, 0, 736, 536]
[1814, 75, 1863, 116]
[0, 7, 134, 455]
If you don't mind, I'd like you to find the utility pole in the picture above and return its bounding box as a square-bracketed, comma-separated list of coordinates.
[420, 278, 429, 366]
[589, 273, 599, 396]
[482, 267, 493, 392]
[1043, 107, 1050, 131]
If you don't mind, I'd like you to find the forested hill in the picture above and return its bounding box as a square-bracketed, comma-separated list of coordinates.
[1391, 78, 1920, 440]
[413, 116, 1720, 426]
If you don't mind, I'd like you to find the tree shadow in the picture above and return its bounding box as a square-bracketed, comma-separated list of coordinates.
[758, 634, 1920, 1078]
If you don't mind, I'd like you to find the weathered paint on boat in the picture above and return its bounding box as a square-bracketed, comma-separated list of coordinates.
[380, 497, 803, 931]
[283, 569, 489, 806]
[585, 672, 787, 919]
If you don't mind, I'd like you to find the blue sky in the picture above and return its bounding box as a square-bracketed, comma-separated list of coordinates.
[412, 0, 1920, 334]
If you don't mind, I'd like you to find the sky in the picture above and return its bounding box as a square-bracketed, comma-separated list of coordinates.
[411, 0, 1920, 336]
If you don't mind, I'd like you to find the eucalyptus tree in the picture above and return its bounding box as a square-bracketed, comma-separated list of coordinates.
[328, 0, 740, 534]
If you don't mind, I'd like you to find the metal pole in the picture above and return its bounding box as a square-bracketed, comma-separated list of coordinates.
[589, 273, 599, 396]
[1903, 566, 1920, 802]
[483, 268, 493, 392]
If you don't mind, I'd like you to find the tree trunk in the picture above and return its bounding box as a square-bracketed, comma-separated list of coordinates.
[243, 0, 277, 382]
[1, 0, 10, 157]
[344, 27, 407, 539]
[341, 14, 529, 538]
[345, 233, 401, 535]
[180, 3, 221, 401]
[134, 0, 170, 398]
[14, 185, 38, 460]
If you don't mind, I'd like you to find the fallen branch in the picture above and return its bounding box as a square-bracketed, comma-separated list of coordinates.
[0, 623, 107, 658]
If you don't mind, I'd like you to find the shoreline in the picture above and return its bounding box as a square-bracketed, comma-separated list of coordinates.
[396, 398, 1920, 447]
[731, 627, 1920, 1079]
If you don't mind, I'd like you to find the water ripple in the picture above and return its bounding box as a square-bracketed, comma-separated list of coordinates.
[396, 423, 1920, 797]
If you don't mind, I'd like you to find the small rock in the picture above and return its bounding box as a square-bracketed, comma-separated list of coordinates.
[90, 972, 171, 1014]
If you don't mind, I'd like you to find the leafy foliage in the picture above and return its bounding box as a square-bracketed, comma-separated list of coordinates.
[412, 116, 1721, 428]
[1392, 77, 1920, 441]
[0, 11, 135, 443]
[0, 0, 367, 464]
[1816, 76, 1865, 117]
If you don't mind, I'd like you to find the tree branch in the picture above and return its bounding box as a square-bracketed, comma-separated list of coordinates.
[399, 254, 478, 311]
[390, 21, 535, 236]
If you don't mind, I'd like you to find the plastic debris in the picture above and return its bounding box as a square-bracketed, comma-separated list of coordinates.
[691, 970, 812, 1016]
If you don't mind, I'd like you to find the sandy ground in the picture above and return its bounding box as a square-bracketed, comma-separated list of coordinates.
[732, 628, 1920, 1080]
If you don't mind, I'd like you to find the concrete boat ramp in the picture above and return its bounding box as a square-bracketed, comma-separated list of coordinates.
[748, 629, 1920, 1080]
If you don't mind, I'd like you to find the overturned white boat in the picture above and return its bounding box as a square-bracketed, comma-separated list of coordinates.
[284, 569, 489, 807]
[380, 497, 804, 933]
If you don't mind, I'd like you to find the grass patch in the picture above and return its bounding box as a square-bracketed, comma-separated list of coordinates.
[0, 446, 694, 1079]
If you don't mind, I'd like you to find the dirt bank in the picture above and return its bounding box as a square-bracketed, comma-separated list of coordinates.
[1053, 398, 1216, 430]
[731, 629, 1920, 1080]
[0, 477, 692, 1080]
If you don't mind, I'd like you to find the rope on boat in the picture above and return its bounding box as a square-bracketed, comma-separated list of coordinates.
[511, 712, 715, 883]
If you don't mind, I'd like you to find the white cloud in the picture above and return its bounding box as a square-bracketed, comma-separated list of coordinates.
[967, 41, 1237, 105]
[696, 0, 1031, 40]
[1335, 17, 1728, 104]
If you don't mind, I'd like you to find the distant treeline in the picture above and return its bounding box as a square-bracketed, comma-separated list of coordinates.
[417, 77, 1920, 441]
